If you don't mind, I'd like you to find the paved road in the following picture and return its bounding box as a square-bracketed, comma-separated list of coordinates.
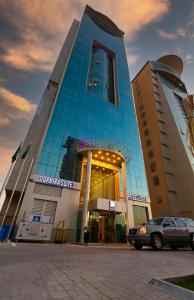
[0, 243, 194, 300]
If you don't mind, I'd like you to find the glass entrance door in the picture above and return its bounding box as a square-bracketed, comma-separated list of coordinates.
[98, 213, 115, 242]
[88, 211, 116, 243]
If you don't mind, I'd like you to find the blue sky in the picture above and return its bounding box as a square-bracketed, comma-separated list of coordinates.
[0, 0, 193, 194]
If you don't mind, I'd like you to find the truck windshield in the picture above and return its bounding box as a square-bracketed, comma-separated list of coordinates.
[146, 218, 164, 225]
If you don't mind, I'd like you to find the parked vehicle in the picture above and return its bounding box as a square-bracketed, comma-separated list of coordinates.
[128, 217, 194, 250]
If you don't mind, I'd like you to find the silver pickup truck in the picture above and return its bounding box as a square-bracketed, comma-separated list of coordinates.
[128, 217, 194, 250]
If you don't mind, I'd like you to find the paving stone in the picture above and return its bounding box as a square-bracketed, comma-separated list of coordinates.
[0, 243, 194, 300]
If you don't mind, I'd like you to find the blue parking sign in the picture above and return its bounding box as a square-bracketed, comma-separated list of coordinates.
[32, 216, 41, 222]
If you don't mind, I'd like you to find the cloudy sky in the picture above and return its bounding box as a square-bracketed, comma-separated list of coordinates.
[0, 0, 194, 197]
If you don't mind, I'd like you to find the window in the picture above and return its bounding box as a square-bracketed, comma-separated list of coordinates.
[164, 156, 171, 161]
[144, 128, 149, 136]
[148, 150, 154, 159]
[133, 206, 148, 226]
[153, 83, 159, 89]
[166, 171, 174, 176]
[146, 218, 163, 225]
[163, 218, 175, 227]
[153, 175, 159, 185]
[150, 162, 156, 172]
[163, 155, 171, 160]
[87, 41, 118, 105]
[174, 93, 188, 119]
[160, 130, 167, 135]
[142, 120, 147, 127]
[141, 112, 145, 118]
[156, 100, 162, 105]
[162, 143, 169, 147]
[154, 91, 160, 96]
[174, 218, 186, 227]
[168, 189, 176, 193]
[156, 196, 162, 203]
[183, 218, 194, 227]
[152, 73, 157, 80]
[146, 139, 152, 147]
[139, 104, 144, 111]
[137, 90, 141, 97]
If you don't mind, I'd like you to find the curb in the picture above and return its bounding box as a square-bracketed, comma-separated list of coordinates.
[149, 278, 194, 300]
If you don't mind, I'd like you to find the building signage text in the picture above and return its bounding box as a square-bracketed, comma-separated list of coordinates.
[39, 175, 76, 189]
[128, 193, 147, 202]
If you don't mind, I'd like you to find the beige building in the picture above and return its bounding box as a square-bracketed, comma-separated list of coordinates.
[132, 55, 194, 218]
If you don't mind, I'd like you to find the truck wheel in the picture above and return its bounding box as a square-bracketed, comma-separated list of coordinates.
[134, 243, 143, 250]
[190, 234, 194, 251]
[151, 234, 163, 251]
[170, 246, 178, 250]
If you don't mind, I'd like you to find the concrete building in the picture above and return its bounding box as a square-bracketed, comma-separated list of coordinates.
[132, 55, 194, 218]
[0, 5, 151, 243]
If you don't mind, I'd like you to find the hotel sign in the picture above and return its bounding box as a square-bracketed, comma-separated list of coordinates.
[109, 200, 116, 211]
[128, 193, 147, 202]
[39, 175, 76, 189]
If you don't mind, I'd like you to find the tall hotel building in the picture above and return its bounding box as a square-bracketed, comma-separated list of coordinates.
[1, 6, 151, 243]
[132, 55, 194, 218]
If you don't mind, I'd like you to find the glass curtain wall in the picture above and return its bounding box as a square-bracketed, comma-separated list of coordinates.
[35, 9, 148, 198]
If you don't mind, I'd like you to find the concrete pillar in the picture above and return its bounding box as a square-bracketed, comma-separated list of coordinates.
[122, 161, 129, 235]
[80, 150, 92, 243]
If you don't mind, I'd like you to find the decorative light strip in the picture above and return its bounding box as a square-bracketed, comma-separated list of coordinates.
[39, 175, 76, 189]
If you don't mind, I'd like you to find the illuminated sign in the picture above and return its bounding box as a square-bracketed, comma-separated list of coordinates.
[39, 175, 76, 189]
[128, 194, 147, 202]
[109, 200, 116, 211]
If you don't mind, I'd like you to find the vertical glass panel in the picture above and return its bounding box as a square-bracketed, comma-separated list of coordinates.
[133, 205, 148, 226]
[87, 41, 116, 104]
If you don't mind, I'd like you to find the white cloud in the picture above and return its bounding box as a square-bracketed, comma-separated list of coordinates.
[157, 29, 177, 40]
[185, 54, 193, 64]
[0, 0, 170, 71]
[0, 115, 10, 126]
[176, 28, 186, 36]
[127, 54, 141, 66]
[0, 87, 36, 113]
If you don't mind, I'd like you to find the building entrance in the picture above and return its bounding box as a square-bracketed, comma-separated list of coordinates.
[78, 147, 129, 243]
[88, 211, 125, 243]
[98, 213, 115, 243]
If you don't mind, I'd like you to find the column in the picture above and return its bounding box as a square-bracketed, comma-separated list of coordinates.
[80, 150, 92, 243]
[122, 161, 129, 236]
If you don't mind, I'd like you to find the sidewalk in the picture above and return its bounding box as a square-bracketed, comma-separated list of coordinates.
[0, 243, 194, 299]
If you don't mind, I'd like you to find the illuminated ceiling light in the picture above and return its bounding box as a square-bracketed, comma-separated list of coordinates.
[101, 156, 104, 160]
[117, 157, 121, 160]
[106, 152, 109, 156]
[94, 154, 98, 158]
[113, 154, 116, 158]
[102, 168, 105, 171]
[96, 166, 99, 169]
[107, 158, 110, 161]
[113, 160, 116, 163]
[98, 150, 102, 154]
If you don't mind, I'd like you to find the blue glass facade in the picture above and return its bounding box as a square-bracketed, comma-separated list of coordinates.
[35, 11, 148, 197]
